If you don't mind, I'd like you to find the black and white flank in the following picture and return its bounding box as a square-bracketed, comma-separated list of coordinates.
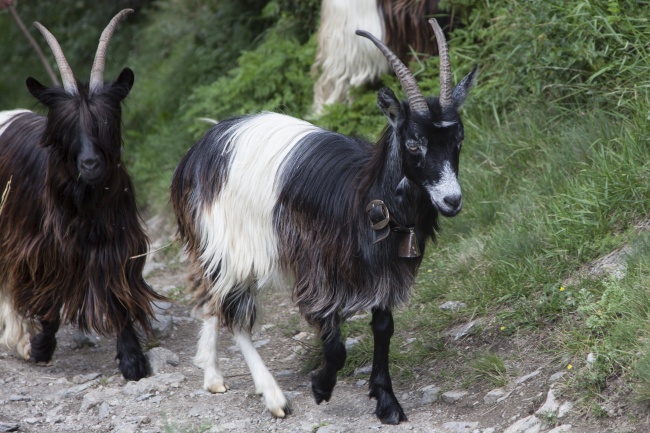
[171, 19, 477, 424]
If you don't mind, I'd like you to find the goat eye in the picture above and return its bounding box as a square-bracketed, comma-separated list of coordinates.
[405, 139, 419, 152]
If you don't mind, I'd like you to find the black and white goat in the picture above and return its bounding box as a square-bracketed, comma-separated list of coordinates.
[0, 9, 164, 381]
[312, 0, 445, 114]
[171, 19, 476, 423]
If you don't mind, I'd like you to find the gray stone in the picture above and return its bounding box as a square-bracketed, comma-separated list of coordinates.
[98, 401, 110, 419]
[0, 423, 19, 432]
[547, 425, 572, 433]
[151, 314, 173, 339]
[315, 425, 344, 433]
[56, 379, 99, 399]
[549, 372, 567, 383]
[345, 337, 360, 350]
[442, 421, 479, 433]
[135, 393, 155, 402]
[421, 385, 441, 404]
[535, 389, 559, 416]
[353, 364, 373, 376]
[72, 329, 97, 348]
[72, 372, 101, 384]
[9, 394, 30, 402]
[439, 301, 468, 312]
[151, 301, 172, 315]
[446, 320, 482, 341]
[503, 415, 542, 433]
[122, 372, 185, 395]
[558, 401, 574, 418]
[145, 347, 180, 375]
[81, 388, 121, 411]
[111, 423, 138, 433]
[484, 387, 507, 404]
[515, 370, 541, 385]
[441, 390, 469, 403]
[253, 338, 270, 348]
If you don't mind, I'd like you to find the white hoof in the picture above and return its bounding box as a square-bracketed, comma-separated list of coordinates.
[16, 335, 31, 360]
[205, 382, 229, 394]
[264, 390, 289, 418]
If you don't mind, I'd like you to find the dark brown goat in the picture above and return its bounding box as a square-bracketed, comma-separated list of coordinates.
[0, 9, 164, 381]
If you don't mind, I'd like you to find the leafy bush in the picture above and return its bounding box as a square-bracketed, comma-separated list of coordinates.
[183, 25, 316, 134]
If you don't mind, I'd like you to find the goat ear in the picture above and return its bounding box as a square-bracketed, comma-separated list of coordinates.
[452, 66, 478, 109]
[377, 87, 404, 128]
[26, 77, 51, 106]
[110, 67, 135, 101]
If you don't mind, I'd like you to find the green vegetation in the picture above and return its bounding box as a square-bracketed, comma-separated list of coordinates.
[1, 0, 649, 414]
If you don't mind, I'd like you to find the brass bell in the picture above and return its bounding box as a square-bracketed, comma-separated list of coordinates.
[397, 227, 420, 258]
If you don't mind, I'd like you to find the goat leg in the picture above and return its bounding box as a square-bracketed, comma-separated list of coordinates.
[29, 316, 60, 363]
[369, 308, 407, 424]
[115, 318, 148, 381]
[311, 314, 346, 404]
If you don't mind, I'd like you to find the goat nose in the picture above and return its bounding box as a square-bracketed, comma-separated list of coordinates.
[444, 194, 462, 210]
[81, 158, 100, 172]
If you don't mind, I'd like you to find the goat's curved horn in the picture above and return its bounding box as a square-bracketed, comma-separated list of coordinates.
[429, 19, 452, 110]
[33, 22, 78, 94]
[89, 9, 133, 94]
[355, 29, 429, 115]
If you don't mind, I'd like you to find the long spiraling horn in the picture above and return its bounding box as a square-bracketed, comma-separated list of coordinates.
[33, 22, 78, 94]
[89, 9, 133, 94]
[429, 18, 453, 110]
[355, 29, 429, 115]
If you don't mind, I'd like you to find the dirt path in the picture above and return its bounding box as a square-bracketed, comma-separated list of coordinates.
[1, 246, 647, 433]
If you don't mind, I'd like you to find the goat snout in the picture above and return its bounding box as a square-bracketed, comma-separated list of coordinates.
[78, 156, 104, 183]
[444, 194, 462, 212]
[80, 157, 100, 172]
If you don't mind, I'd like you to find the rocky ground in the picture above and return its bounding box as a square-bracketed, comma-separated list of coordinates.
[1, 223, 649, 433]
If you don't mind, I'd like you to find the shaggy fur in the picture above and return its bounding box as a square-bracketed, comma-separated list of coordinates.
[0, 16, 164, 380]
[171, 73, 476, 423]
[173, 19, 476, 423]
[312, 0, 445, 114]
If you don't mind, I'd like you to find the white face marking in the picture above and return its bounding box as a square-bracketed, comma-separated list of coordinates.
[433, 120, 458, 128]
[425, 162, 462, 215]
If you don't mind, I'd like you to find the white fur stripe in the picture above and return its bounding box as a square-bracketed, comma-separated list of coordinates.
[0, 110, 32, 137]
[198, 113, 321, 300]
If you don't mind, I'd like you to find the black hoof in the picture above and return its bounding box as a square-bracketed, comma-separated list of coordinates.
[372, 388, 408, 425]
[310, 369, 336, 404]
[29, 333, 57, 363]
[118, 351, 148, 381]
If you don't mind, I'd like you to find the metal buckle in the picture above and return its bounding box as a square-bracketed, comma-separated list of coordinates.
[365, 199, 390, 230]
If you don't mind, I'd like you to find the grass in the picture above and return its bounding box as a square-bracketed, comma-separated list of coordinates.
[467, 353, 509, 388]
